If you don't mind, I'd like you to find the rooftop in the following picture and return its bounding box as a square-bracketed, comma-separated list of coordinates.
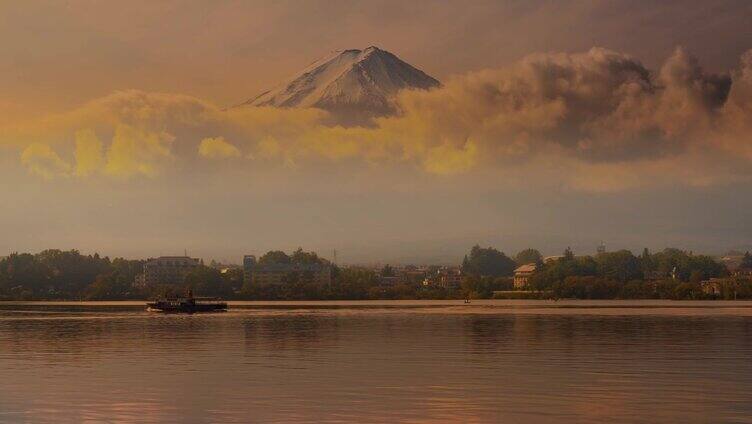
[514, 264, 537, 273]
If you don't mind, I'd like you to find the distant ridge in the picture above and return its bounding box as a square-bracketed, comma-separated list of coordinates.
[238, 46, 440, 124]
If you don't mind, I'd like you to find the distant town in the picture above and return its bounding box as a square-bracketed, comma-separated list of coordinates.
[1, 244, 751, 301]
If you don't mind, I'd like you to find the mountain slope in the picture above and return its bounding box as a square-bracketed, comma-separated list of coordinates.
[239, 46, 440, 124]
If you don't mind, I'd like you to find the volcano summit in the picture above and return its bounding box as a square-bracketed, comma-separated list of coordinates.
[239, 46, 440, 125]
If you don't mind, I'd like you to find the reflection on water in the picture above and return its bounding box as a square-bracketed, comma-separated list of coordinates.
[1, 301, 752, 423]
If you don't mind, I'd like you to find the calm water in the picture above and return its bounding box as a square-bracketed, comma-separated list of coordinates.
[2, 300, 752, 423]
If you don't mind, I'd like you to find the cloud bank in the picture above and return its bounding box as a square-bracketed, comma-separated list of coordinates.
[4, 47, 752, 191]
[198, 137, 241, 159]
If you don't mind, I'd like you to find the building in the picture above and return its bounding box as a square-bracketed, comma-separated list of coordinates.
[396, 267, 429, 284]
[513, 264, 537, 289]
[700, 278, 725, 297]
[139, 256, 201, 286]
[700, 277, 743, 299]
[439, 268, 463, 289]
[423, 267, 463, 289]
[379, 276, 400, 286]
[243, 255, 332, 286]
[133, 273, 146, 288]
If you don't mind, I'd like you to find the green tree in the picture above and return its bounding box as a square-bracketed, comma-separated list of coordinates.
[290, 248, 324, 265]
[689, 270, 704, 284]
[674, 282, 702, 300]
[0, 253, 49, 298]
[85, 273, 130, 300]
[221, 268, 245, 292]
[461, 275, 498, 299]
[595, 250, 642, 282]
[36, 249, 111, 297]
[740, 252, 752, 271]
[184, 266, 232, 297]
[620, 280, 649, 299]
[552, 276, 620, 299]
[461, 245, 517, 277]
[530, 251, 597, 290]
[381, 264, 395, 277]
[639, 248, 655, 276]
[331, 267, 379, 299]
[651, 248, 725, 282]
[515, 248, 542, 266]
[258, 250, 291, 265]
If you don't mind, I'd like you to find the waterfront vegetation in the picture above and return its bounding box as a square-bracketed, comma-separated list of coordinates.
[0, 247, 751, 301]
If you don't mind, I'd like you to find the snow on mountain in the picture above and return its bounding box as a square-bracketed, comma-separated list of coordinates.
[238, 46, 440, 124]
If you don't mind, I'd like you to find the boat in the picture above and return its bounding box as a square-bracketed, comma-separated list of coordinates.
[146, 289, 227, 313]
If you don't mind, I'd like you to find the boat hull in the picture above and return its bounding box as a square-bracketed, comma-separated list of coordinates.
[146, 301, 227, 314]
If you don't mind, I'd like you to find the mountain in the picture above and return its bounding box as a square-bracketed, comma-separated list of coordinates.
[238, 46, 440, 124]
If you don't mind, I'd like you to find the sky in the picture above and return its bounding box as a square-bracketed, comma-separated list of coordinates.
[1, 0, 752, 264]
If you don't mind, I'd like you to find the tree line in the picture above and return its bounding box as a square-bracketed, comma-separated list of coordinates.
[460, 245, 749, 300]
[1, 247, 750, 301]
[0, 250, 143, 300]
[0, 248, 451, 301]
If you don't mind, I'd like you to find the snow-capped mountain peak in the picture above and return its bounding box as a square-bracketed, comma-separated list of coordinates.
[239, 46, 440, 124]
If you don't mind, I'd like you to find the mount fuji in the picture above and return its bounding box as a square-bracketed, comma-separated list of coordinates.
[238, 46, 440, 124]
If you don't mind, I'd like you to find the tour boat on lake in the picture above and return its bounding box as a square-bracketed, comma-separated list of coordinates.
[146, 289, 227, 313]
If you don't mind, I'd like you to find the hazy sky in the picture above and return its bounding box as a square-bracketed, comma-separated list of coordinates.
[2, 0, 750, 113]
[1, 0, 752, 263]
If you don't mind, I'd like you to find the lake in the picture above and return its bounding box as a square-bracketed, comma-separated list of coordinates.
[1, 300, 752, 423]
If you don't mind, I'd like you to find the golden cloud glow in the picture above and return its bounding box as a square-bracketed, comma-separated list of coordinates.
[74, 129, 105, 177]
[20, 144, 71, 179]
[104, 124, 175, 178]
[198, 137, 241, 159]
[5, 48, 752, 192]
[422, 141, 478, 175]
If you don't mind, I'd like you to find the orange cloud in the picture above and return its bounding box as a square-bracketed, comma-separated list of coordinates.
[6, 48, 752, 192]
[198, 136, 241, 159]
[20, 144, 71, 179]
[74, 129, 105, 177]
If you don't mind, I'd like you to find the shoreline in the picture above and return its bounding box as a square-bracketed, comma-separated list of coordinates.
[3, 299, 752, 307]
